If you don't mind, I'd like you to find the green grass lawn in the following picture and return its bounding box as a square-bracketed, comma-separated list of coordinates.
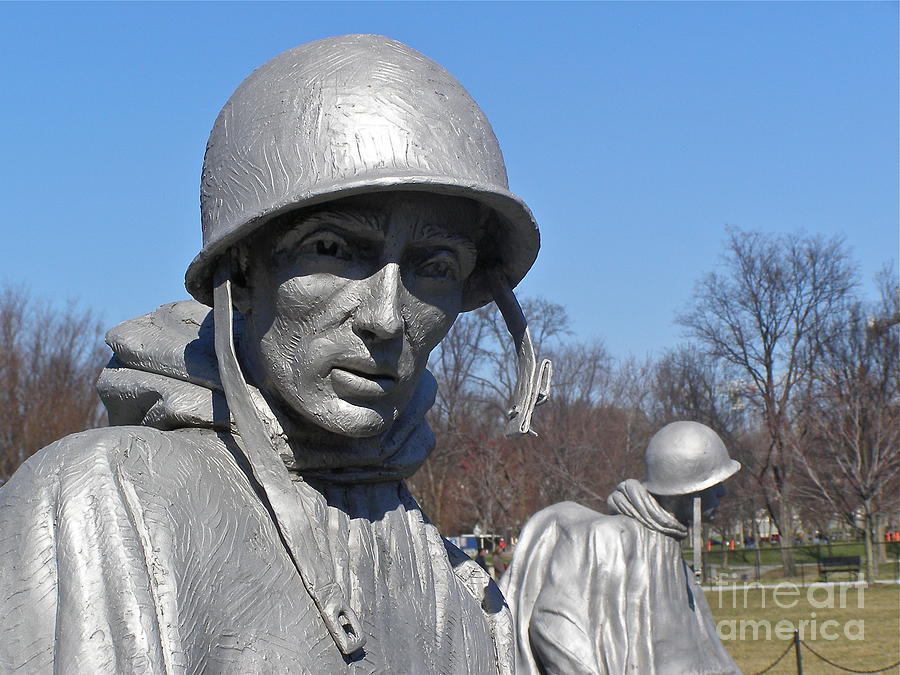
[707, 584, 900, 673]
[690, 541, 900, 568]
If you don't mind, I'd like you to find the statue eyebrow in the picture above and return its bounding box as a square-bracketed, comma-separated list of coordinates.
[274, 208, 478, 258]
[303, 209, 386, 238]
[273, 208, 385, 253]
[412, 223, 477, 257]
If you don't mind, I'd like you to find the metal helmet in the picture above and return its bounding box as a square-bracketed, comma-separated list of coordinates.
[641, 421, 741, 496]
[185, 34, 540, 311]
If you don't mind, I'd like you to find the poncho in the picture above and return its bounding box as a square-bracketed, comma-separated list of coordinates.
[499, 481, 740, 674]
[0, 300, 511, 674]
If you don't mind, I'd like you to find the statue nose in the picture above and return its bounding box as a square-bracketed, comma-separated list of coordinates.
[353, 263, 404, 341]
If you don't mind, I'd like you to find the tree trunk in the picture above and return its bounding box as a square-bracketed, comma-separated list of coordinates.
[778, 499, 797, 577]
[863, 502, 877, 580]
[875, 513, 888, 564]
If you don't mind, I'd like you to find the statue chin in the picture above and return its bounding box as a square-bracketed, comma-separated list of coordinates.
[279, 388, 401, 442]
[313, 402, 394, 440]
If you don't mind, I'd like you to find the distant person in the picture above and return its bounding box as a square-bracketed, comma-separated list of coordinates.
[500, 421, 742, 675]
[493, 552, 508, 580]
[475, 548, 490, 572]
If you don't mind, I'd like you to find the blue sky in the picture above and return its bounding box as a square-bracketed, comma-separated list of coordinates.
[2, 2, 897, 359]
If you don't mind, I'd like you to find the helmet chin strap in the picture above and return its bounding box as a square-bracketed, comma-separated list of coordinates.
[212, 264, 365, 658]
[489, 269, 553, 437]
[210, 262, 547, 655]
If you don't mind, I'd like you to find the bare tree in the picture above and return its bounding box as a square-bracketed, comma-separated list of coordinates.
[650, 344, 745, 435]
[467, 297, 571, 419]
[678, 228, 855, 576]
[410, 310, 489, 530]
[795, 267, 900, 578]
[517, 348, 655, 514]
[520, 341, 614, 507]
[0, 285, 107, 483]
[410, 297, 571, 533]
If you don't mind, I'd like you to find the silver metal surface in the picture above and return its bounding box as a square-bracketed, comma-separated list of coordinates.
[187, 34, 540, 312]
[642, 420, 741, 496]
[489, 269, 552, 437]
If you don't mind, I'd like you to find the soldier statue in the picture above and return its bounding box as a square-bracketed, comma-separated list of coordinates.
[500, 421, 742, 675]
[0, 35, 550, 674]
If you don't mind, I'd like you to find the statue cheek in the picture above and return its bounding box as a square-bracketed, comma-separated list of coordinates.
[271, 273, 361, 330]
[406, 300, 458, 355]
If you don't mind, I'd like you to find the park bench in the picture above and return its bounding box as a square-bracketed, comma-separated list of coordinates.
[817, 555, 861, 581]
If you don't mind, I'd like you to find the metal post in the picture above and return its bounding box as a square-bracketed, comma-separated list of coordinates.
[793, 630, 803, 675]
[693, 496, 703, 583]
[753, 517, 762, 581]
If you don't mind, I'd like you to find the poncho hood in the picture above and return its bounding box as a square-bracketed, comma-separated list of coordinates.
[97, 300, 438, 481]
[607, 478, 689, 540]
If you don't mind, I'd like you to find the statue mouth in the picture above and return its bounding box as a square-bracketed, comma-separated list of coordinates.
[330, 360, 400, 398]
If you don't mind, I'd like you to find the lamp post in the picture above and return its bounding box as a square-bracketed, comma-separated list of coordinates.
[693, 496, 703, 583]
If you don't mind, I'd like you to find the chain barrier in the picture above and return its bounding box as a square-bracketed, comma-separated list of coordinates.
[750, 634, 900, 674]
[801, 639, 900, 674]
[752, 640, 794, 674]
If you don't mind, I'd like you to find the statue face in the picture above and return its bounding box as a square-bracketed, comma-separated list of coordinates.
[699, 483, 726, 519]
[239, 192, 481, 438]
[659, 482, 726, 525]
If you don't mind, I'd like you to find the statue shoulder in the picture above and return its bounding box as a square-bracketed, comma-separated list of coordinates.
[2, 426, 224, 498]
[519, 501, 642, 564]
[0, 425, 221, 673]
[525, 501, 624, 537]
[527, 501, 600, 529]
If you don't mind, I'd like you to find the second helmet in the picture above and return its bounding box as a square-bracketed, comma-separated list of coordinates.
[642, 421, 741, 496]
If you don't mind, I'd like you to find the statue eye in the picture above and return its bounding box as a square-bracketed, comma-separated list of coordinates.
[316, 240, 339, 256]
[417, 251, 460, 280]
[302, 231, 353, 261]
